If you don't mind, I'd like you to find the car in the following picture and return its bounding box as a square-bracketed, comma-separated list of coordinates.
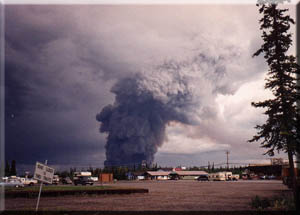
[73, 176, 93, 186]
[62, 177, 72, 184]
[260, 175, 267, 180]
[197, 175, 209, 181]
[0, 179, 24, 188]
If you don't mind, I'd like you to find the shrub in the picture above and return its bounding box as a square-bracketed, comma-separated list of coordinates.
[251, 194, 295, 211]
[251, 195, 271, 210]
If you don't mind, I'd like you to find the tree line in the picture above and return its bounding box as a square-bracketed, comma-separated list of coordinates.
[5, 160, 17, 176]
[53, 165, 247, 181]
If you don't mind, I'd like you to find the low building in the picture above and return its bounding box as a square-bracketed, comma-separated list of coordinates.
[134, 171, 146, 180]
[99, 173, 113, 183]
[169, 171, 208, 180]
[144, 170, 208, 180]
[247, 164, 282, 178]
[145, 171, 170, 180]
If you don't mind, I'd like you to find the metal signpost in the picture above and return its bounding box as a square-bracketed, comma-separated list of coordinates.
[33, 160, 55, 211]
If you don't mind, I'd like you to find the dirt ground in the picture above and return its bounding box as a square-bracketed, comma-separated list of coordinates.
[4, 180, 291, 211]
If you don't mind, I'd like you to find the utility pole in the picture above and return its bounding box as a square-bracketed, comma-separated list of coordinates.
[226, 151, 230, 170]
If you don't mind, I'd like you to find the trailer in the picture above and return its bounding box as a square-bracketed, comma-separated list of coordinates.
[73, 172, 93, 186]
[74, 172, 92, 177]
[209, 172, 226, 181]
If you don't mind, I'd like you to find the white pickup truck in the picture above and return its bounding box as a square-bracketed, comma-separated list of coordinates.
[20, 177, 38, 186]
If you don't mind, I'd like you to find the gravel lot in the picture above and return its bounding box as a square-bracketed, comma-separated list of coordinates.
[5, 180, 291, 211]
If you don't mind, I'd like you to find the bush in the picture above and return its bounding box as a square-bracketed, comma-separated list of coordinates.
[251, 194, 295, 211]
[272, 195, 295, 211]
[251, 195, 271, 210]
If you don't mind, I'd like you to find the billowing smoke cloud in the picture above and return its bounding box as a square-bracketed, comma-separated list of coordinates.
[97, 43, 249, 167]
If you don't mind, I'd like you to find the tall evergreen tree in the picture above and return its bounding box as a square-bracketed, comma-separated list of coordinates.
[250, 0, 300, 209]
[9, 160, 17, 176]
[5, 160, 10, 176]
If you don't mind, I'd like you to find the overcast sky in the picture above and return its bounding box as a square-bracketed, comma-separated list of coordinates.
[4, 3, 296, 172]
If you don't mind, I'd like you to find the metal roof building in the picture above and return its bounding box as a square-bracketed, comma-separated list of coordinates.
[172, 171, 207, 176]
[145, 170, 208, 180]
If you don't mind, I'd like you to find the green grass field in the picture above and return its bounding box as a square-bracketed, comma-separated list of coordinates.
[5, 185, 148, 198]
[5, 185, 114, 192]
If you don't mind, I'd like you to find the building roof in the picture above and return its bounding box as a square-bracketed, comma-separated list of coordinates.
[171, 171, 208, 176]
[248, 164, 272, 167]
[146, 171, 171, 176]
[146, 170, 208, 176]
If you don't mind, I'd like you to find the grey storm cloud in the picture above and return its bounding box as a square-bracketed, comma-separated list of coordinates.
[5, 4, 294, 169]
[5, 5, 114, 166]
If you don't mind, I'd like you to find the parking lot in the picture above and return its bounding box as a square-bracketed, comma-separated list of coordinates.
[5, 180, 291, 211]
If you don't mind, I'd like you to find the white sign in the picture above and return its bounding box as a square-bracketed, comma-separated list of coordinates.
[33, 162, 55, 184]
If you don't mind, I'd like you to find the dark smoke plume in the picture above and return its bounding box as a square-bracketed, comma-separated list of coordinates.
[97, 49, 244, 167]
[96, 73, 192, 167]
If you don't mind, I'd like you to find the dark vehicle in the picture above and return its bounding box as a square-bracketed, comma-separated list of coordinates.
[197, 175, 209, 181]
[232, 177, 238, 181]
[267, 175, 276, 180]
[73, 176, 93, 186]
[62, 177, 72, 184]
[260, 175, 267, 180]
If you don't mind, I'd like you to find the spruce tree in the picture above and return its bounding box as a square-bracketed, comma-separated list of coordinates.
[250, 0, 300, 209]
[9, 160, 16, 176]
[5, 160, 10, 176]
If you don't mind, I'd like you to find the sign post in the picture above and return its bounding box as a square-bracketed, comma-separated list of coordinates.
[33, 160, 54, 211]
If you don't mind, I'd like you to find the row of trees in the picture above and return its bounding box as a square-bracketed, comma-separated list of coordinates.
[3, 160, 245, 180]
[5, 160, 17, 177]
[53, 165, 247, 180]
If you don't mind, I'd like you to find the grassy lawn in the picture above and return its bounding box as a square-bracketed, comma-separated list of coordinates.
[5, 185, 149, 198]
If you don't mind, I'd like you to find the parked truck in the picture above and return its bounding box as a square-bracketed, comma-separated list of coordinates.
[73, 172, 93, 186]
[52, 175, 60, 185]
[20, 177, 38, 186]
[223, 172, 233, 181]
[232, 174, 240, 181]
